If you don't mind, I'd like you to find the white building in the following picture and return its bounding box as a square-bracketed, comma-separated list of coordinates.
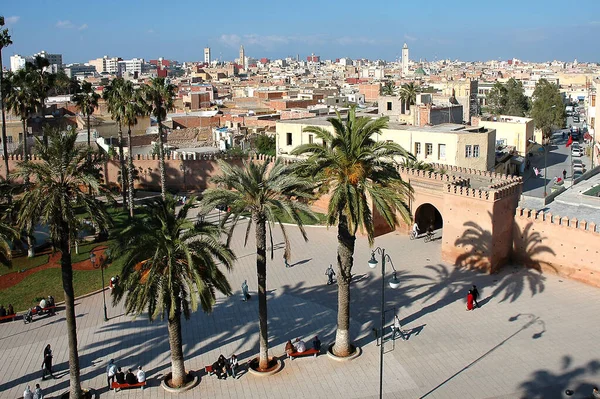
[64, 63, 97, 79]
[88, 56, 121, 75]
[10, 54, 27, 71]
[402, 43, 409, 76]
[10, 50, 62, 72]
[204, 47, 211, 64]
[117, 58, 144, 76]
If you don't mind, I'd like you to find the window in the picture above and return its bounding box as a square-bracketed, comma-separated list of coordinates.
[465, 145, 472, 158]
[7, 136, 13, 144]
[438, 144, 446, 159]
[387, 102, 392, 111]
[308, 134, 314, 144]
[473, 145, 480, 158]
[286, 132, 292, 146]
[592, 95, 596, 107]
[18, 133, 23, 143]
[415, 142, 421, 155]
[426, 143, 433, 157]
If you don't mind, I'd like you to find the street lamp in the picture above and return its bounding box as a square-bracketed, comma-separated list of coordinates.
[179, 163, 187, 191]
[529, 139, 547, 197]
[368, 247, 400, 399]
[90, 251, 108, 321]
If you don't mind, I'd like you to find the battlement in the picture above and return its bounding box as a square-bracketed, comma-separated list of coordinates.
[0, 153, 276, 162]
[515, 207, 599, 234]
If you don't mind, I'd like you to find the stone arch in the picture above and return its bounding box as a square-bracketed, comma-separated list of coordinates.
[414, 203, 443, 231]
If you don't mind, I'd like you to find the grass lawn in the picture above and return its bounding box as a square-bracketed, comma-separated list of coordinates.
[0, 254, 49, 277]
[0, 259, 125, 313]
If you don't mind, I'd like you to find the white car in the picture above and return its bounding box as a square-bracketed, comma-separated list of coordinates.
[572, 159, 585, 172]
[572, 147, 584, 157]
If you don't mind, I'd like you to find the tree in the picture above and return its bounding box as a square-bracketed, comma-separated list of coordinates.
[4, 69, 39, 162]
[11, 129, 110, 399]
[485, 82, 508, 115]
[141, 78, 176, 200]
[531, 78, 566, 140]
[52, 70, 80, 96]
[255, 133, 275, 156]
[0, 16, 13, 176]
[399, 82, 420, 113]
[73, 81, 100, 148]
[292, 107, 413, 357]
[505, 78, 528, 117]
[120, 82, 147, 217]
[0, 219, 17, 267]
[401, 158, 434, 172]
[200, 159, 316, 370]
[27, 56, 55, 145]
[112, 196, 234, 387]
[381, 80, 396, 96]
[103, 78, 128, 208]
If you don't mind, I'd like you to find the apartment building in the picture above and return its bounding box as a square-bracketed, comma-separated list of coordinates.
[88, 56, 121, 75]
[64, 63, 97, 78]
[276, 116, 496, 171]
[472, 115, 534, 155]
[118, 58, 144, 76]
[10, 50, 62, 72]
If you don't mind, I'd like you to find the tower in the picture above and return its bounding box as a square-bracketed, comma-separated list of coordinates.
[402, 43, 409, 76]
[204, 47, 211, 64]
[239, 45, 245, 69]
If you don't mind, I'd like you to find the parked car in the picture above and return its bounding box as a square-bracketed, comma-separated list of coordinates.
[572, 159, 585, 172]
[573, 170, 584, 180]
[573, 116, 580, 123]
[572, 147, 584, 157]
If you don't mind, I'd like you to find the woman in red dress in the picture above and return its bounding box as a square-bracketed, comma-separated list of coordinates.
[466, 290, 474, 311]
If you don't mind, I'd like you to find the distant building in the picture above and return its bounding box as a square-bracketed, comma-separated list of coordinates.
[11, 50, 62, 72]
[204, 47, 211, 64]
[239, 45, 245, 70]
[307, 53, 320, 63]
[88, 56, 121, 75]
[9, 54, 27, 71]
[472, 114, 534, 156]
[118, 58, 144, 76]
[64, 63, 97, 79]
[402, 43, 409, 76]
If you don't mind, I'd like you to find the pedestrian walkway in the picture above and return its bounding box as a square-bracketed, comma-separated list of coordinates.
[1, 224, 599, 398]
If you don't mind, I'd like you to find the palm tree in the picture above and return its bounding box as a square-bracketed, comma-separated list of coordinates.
[103, 78, 128, 208]
[381, 80, 396, 96]
[400, 158, 434, 172]
[0, 16, 13, 176]
[11, 129, 110, 399]
[0, 219, 17, 267]
[141, 77, 176, 200]
[292, 107, 413, 357]
[112, 196, 234, 387]
[399, 82, 420, 113]
[4, 68, 39, 161]
[120, 81, 147, 217]
[200, 159, 316, 370]
[73, 81, 100, 148]
[28, 56, 54, 145]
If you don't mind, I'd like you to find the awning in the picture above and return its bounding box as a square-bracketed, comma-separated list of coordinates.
[578, 96, 585, 100]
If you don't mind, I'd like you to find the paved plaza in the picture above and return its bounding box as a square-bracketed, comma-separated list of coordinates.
[1, 214, 600, 399]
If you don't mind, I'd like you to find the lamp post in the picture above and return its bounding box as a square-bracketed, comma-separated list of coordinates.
[529, 139, 547, 197]
[90, 251, 108, 321]
[368, 247, 401, 399]
[179, 163, 187, 191]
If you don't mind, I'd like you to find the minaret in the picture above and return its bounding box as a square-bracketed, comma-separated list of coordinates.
[239, 45, 245, 69]
[402, 43, 409, 76]
[204, 47, 211, 64]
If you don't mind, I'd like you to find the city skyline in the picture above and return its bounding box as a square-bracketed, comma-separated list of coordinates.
[1, 0, 600, 65]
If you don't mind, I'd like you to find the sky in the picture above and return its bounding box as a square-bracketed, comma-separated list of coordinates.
[1, 0, 600, 65]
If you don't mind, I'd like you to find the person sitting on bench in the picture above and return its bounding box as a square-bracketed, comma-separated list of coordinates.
[0, 305, 6, 317]
[7, 304, 14, 315]
[125, 369, 138, 385]
[39, 298, 47, 309]
[294, 338, 306, 353]
[115, 367, 125, 384]
[312, 336, 321, 352]
[136, 366, 146, 383]
[285, 340, 294, 357]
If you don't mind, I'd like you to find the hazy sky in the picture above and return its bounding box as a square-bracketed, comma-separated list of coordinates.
[2, 0, 600, 65]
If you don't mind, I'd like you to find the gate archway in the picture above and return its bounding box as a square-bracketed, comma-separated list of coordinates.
[414, 203, 443, 231]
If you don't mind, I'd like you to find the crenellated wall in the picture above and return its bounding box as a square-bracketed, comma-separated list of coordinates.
[513, 207, 600, 287]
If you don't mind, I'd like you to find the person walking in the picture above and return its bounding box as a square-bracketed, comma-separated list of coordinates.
[472, 285, 480, 308]
[563, 169, 567, 181]
[325, 264, 336, 285]
[32, 384, 43, 399]
[41, 349, 55, 380]
[284, 254, 290, 268]
[106, 359, 117, 390]
[23, 385, 33, 399]
[466, 290, 474, 311]
[241, 280, 250, 302]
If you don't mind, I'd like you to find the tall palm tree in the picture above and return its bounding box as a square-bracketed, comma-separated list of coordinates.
[11, 129, 110, 399]
[292, 107, 413, 357]
[381, 80, 396, 96]
[200, 159, 316, 370]
[142, 77, 176, 200]
[4, 68, 39, 161]
[0, 219, 17, 267]
[120, 81, 147, 217]
[399, 82, 420, 113]
[103, 78, 128, 208]
[112, 196, 234, 387]
[28, 56, 54, 145]
[73, 81, 100, 148]
[0, 16, 13, 176]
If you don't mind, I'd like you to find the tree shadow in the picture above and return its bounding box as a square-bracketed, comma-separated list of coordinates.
[518, 355, 600, 399]
[512, 221, 557, 272]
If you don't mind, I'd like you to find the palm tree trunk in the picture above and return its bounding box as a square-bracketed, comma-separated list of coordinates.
[59, 220, 83, 399]
[27, 233, 34, 258]
[167, 311, 186, 387]
[127, 125, 135, 218]
[117, 123, 127, 208]
[0, 50, 9, 177]
[87, 113, 91, 147]
[255, 213, 269, 370]
[157, 118, 166, 200]
[333, 213, 356, 357]
[21, 118, 28, 161]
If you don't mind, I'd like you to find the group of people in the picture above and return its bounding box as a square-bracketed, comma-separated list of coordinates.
[106, 359, 146, 389]
[285, 336, 321, 356]
[466, 285, 480, 311]
[211, 354, 239, 380]
[22, 384, 43, 399]
[0, 303, 15, 319]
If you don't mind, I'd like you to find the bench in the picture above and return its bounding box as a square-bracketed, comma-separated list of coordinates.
[204, 365, 214, 375]
[111, 381, 146, 391]
[32, 306, 56, 315]
[0, 314, 17, 322]
[288, 348, 319, 360]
